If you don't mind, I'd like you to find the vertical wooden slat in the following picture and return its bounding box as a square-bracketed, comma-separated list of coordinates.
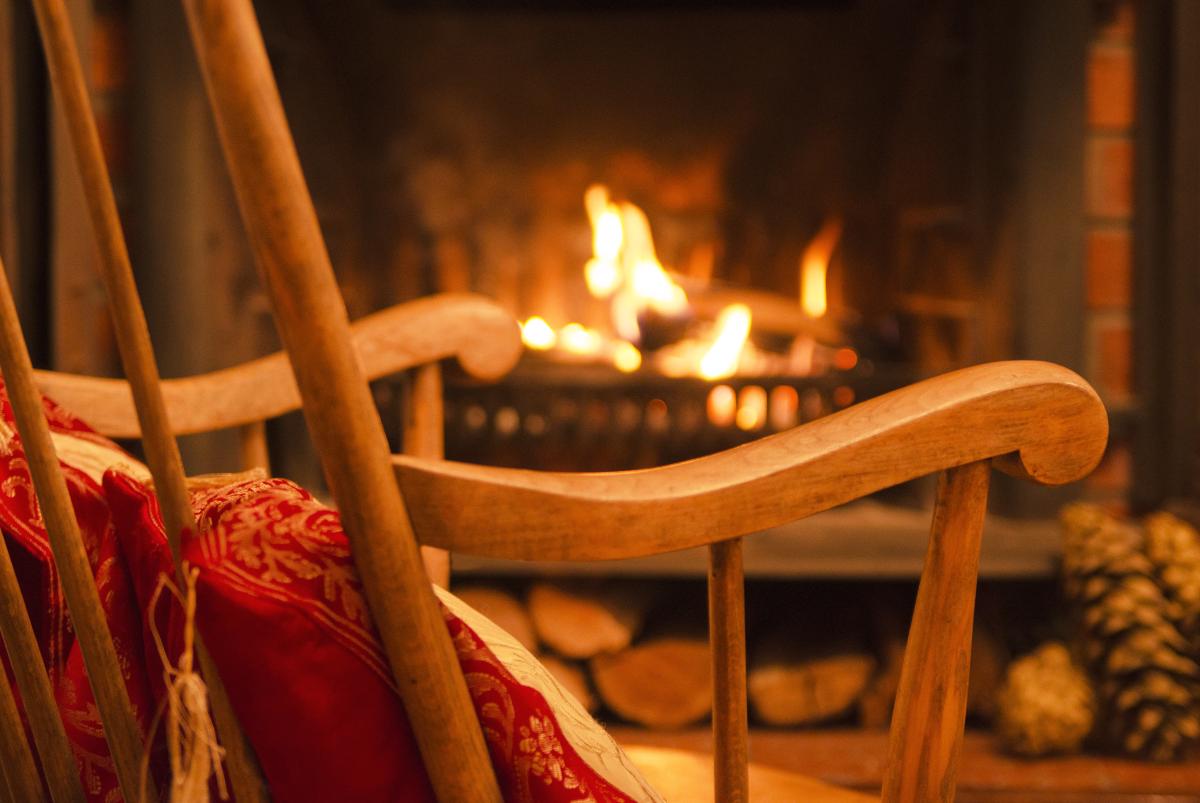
[27, 1, 269, 799]
[0, 464, 83, 803]
[0, 622, 49, 803]
[708, 537, 748, 803]
[180, 1, 502, 800]
[883, 460, 990, 803]
[404, 362, 449, 587]
[0, 251, 146, 799]
[237, 419, 270, 473]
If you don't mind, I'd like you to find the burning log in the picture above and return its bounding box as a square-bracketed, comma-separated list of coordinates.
[688, 286, 843, 345]
[527, 581, 651, 659]
[749, 633, 875, 727]
[590, 636, 712, 729]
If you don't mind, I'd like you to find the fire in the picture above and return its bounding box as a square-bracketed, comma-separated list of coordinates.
[613, 341, 642, 373]
[698, 303, 752, 380]
[583, 184, 689, 327]
[559, 322, 602, 355]
[799, 215, 843, 319]
[520, 316, 557, 350]
[630, 259, 688, 316]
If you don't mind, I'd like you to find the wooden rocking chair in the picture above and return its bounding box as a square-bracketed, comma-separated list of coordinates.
[0, 0, 1109, 801]
[180, 2, 1108, 801]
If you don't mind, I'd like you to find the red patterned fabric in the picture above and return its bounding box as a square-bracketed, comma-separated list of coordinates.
[0, 384, 659, 803]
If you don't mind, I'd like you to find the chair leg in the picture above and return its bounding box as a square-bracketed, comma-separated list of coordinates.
[708, 537, 749, 803]
[882, 460, 990, 803]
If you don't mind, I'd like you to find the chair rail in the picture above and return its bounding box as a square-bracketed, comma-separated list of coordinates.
[393, 360, 1107, 561]
[32, 293, 520, 438]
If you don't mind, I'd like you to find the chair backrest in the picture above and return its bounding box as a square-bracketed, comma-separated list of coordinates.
[5, 3, 522, 798]
[180, 0, 502, 799]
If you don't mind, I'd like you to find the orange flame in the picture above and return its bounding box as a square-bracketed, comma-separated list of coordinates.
[582, 185, 688, 325]
[800, 215, 843, 319]
[698, 303, 752, 380]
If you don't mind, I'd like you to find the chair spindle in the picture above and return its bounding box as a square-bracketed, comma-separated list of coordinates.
[180, 0, 501, 798]
[708, 537, 749, 803]
[0, 642, 43, 803]
[0, 239, 147, 801]
[405, 362, 450, 587]
[237, 419, 270, 473]
[28, 0, 268, 798]
[883, 460, 990, 803]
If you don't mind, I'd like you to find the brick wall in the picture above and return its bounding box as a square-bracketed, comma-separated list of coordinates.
[1083, 0, 1135, 508]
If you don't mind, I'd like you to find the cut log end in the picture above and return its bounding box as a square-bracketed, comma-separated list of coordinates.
[591, 637, 712, 729]
[529, 581, 649, 659]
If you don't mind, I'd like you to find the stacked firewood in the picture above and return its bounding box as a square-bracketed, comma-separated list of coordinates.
[453, 579, 1010, 730]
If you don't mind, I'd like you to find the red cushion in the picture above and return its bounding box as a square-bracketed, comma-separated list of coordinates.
[104, 473, 656, 803]
[0, 379, 658, 802]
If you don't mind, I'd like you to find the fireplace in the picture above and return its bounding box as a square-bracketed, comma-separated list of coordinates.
[240, 0, 1147, 519]
[4, 0, 1192, 518]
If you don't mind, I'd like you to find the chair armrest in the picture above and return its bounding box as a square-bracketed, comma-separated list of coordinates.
[33, 293, 520, 438]
[393, 360, 1107, 561]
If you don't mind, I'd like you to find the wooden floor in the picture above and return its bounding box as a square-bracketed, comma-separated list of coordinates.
[611, 727, 1200, 803]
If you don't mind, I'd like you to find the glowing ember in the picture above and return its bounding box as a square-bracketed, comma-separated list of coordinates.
[769, 385, 799, 430]
[799, 215, 843, 319]
[613, 341, 642, 373]
[707, 384, 736, 427]
[736, 385, 768, 431]
[833, 347, 858, 372]
[520, 316, 556, 350]
[699, 303, 752, 380]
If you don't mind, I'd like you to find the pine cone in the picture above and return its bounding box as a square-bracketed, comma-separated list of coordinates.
[1060, 504, 1200, 761]
[1144, 512, 1200, 650]
[996, 642, 1095, 756]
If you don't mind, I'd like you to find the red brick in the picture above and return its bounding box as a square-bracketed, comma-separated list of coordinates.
[1086, 136, 1133, 219]
[1086, 441, 1133, 494]
[1093, 318, 1133, 398]
[1086, 227, 1132, 308]
[1088, 45, 1135, 130]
